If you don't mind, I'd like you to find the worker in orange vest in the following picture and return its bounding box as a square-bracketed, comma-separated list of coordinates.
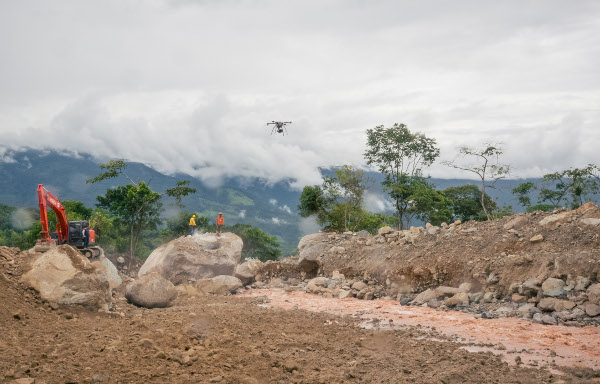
[216, 212, 224, 234]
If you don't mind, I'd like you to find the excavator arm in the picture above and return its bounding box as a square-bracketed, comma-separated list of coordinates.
[37, 184, 69, 245]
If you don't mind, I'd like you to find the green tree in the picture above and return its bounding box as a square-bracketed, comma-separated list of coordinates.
[87, 160, 196, 258]
[442, 144, 510, 221]
[512, 181, 536, 210]
[539, 167, 596, 209]
[227, 224, 281, 262]
[298, 165, 370, 231]
[409, 180, 453, 226]
[364, 123, 439, 229]
[96, 183, 162, 258]
[444, 184, 498, 222]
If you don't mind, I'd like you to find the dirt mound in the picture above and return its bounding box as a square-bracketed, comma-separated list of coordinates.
[257, 204, 600, 326]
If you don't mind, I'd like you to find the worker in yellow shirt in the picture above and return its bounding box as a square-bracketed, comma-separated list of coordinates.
[189, 214, 197, 236]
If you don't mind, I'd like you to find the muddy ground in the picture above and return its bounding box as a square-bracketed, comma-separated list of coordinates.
[0, 247, 596, 384]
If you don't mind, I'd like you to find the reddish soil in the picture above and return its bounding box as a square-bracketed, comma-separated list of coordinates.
[1, 247, 591, 384]
[243, 289, 600, 375]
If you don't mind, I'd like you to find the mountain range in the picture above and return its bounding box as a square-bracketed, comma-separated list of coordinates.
[0, 149, 543, 254]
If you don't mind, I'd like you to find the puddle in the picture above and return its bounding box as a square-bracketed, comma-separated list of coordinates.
[242, 288, 600, 371]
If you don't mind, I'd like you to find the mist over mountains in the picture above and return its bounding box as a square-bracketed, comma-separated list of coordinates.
[0, 149, 536, 253]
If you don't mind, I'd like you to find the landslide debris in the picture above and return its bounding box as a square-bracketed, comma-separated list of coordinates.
[254, 203, 600, 326]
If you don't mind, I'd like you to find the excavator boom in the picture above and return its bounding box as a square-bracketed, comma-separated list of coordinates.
[37, 184, 69, 244]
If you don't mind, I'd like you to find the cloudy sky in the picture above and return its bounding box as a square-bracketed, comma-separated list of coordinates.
[1, 0, 599, 187]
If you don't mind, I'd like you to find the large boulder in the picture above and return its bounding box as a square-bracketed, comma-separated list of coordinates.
[125, 272, 177, 308]
[21, 245, 111, 310]
[305, 277, 329, 293]
[92, 256, 122, 289]
[234, 259, 264, 285]
[541, 278, 566, 297]
[297, 233, 329, 274]
[195, 275, 243, 295]
[587, 284, 600, 305]
[138, 233, 243, 284]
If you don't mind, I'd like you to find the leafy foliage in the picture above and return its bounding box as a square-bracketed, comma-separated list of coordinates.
[226, 224, 281, 262]
[96, 182, 162, 257]
[444, 184, 498, 222]
[364, 123, 439, 228]
[442, 144, 510, 220]
[165, 181, 197, 208]
[298, 165, 373, 232]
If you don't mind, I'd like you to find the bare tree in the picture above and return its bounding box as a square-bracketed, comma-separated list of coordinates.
[442, 144, 510, 221]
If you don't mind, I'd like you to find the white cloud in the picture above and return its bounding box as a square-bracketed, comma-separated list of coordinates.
[269, 199, 278, 206]
[271, 217, 281, 225]
[238, 210, 246, 219]
[0, 1, 599, 185]
[280, 205, 292, 215]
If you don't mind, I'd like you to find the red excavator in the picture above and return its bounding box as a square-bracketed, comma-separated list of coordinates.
[35, 184, 103, 258]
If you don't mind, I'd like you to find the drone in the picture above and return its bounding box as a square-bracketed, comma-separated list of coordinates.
[267, 121, 292, 136]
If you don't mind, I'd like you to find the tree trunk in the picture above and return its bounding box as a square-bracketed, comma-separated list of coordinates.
[481, 180, 491, 221]
[129, 223, 135, 258]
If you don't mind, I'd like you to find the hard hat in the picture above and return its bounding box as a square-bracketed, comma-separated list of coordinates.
[192, 215, 196, 217]
[219, 212, 222, 215]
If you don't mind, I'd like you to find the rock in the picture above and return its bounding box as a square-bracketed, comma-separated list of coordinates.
[581, 218, 600, 226]
[92, 256, 122, 289]
[470, 292, 484, 304]
[427, 299, 440, 308]
[377, 226, 394, 236]
[297, 233, 329, 274]
[529, 234, 544, 243]
[331, 270, 345, 280]
[356, 230, 370, 238]
[462, 228, 478, 233]
[458, 282, 472, 293]
[585, 303, 600, 317]
[538, 212, 570, 228]
[338, 290, 351, 299]
[587, 284, 600, 305]
[482, 292, 495, 303]
[234, 259, 263, 285]
[305, 277, 328, 293]
[195, 275, 243, 295]
[445, 292, 469, 307]
[116, 256, 125, 264]
[521, 278, 541, 296]
[541, 278, 566, 297]
[538, 298, 576, 312]
[138, 233, 243, 284]
[503, 216, 528, 230]
[517, 303, 536, 314]
[21, 245, 111, 310]
[575, 276, 590, 291]
[532, 313, 544, 324]
[512, 294, 527, 303]
[12, 379, 35, 384]
[351, 281, 367, 291]
[426, 226, 440, 236]
[125, 272, 177, 308]
[412, 289, 437, 305]
[364, 292, 374, 300]
[435, 286, 462, 297]
[330, 246, 346, 254]
[542, 314, 557, 325]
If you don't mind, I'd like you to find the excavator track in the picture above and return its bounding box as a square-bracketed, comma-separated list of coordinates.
[81, 246, 104, 260]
